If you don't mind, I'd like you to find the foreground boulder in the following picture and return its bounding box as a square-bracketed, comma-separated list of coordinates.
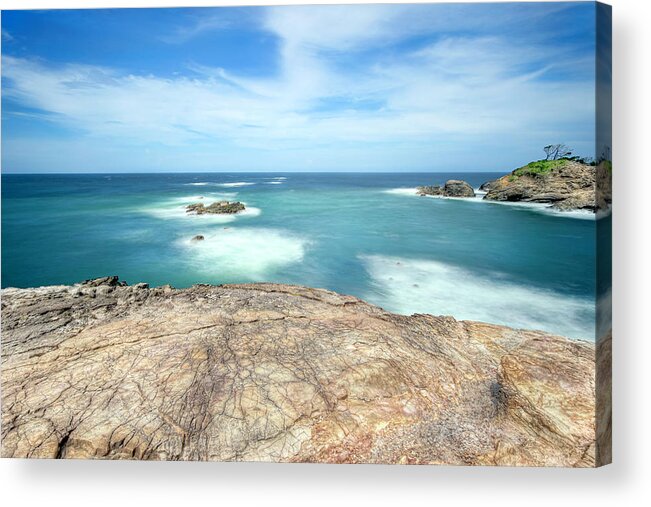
[186, 201, 245, 215]
[417, 180, 475, 198]
[482, 160, 609, 211]
[1, 278, 602, 465]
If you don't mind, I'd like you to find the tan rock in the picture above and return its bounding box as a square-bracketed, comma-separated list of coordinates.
[483, 160, 602, 211]
[1, 279, 601, 465]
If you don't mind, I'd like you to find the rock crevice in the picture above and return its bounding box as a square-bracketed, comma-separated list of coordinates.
[1, 277, 602, 466]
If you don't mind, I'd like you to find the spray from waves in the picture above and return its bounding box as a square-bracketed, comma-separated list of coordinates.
[183, 182, 256, 188]
[177, 228, 309, 280]
[482, 199, 596, 220]
[216, 182, 256, 187]
[139, 195, 259, 223]
[360, 255, 595, 341]
[382, 188, 420, 196]
[168, 193, 239, 203]
[384, 186, 595, 220]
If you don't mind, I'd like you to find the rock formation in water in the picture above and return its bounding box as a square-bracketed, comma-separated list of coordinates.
[1, 277, 606, 466]
[186, 201, 245, 215]
[481, 160, 611, 211]
[417, 180, 475, 198]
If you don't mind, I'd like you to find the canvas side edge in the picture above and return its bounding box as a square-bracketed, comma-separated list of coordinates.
[595, 0, 612, 468]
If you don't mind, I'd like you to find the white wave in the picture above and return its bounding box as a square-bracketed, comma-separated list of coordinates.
[238, 205, 261, 217]
[360, 255, 595, 341]
[265, 181, 284, 185]
[384, 188, 487, 203]
[183, 181, 255, 188]
[168, 193, 239, 204]
[178, 228, 309, 279]
[483, 199, 596, 220]
[383, 187, 419, 196]
[215, 182, 256, 187]
[140, 196, 258, 224]
[384, 186, 596, 219]
[143, 204, 238, 223]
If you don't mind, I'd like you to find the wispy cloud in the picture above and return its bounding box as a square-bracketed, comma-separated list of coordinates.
[1, 4, 595, 172]
[161, 14, 230, 44]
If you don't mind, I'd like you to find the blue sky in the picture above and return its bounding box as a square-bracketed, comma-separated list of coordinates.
[2, 3, 597, 173]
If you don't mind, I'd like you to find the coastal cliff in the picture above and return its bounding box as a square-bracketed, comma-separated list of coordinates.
[1, 277, 602, 465]
[482, 159, 610, 211]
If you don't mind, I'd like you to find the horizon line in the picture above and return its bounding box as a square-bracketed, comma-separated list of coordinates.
[1, 170, 507, 175]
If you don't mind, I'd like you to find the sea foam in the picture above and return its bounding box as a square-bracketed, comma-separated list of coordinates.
[360, 255, 595, 341]
[178, 228, 309, 279]
[385, 186, 596, 219]
[140, 195, 259, 223]
[183, 182, 256, 188]
[383, 188, 420, 196]
[215, 182, 256, 187]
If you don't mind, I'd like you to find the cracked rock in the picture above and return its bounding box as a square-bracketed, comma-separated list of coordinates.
[1, 279, 602, 465]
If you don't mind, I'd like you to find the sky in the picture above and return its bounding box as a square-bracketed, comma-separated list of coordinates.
[1, 2, 597, 173]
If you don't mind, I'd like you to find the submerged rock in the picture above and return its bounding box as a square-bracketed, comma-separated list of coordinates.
[186, 201, 245, 215]
[191, 235, 205, 241]
[482, 160, 607, 212]
[1, 279, 606, 466]
[417, 180, 475, 198]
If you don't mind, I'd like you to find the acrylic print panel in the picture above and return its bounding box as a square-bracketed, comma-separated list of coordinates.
[0, 2, 611, 466]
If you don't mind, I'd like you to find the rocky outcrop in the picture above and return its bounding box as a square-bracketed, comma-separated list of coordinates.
[417, 180, 475, 198]
[482, 160, 601, 211]
[186, 201, 245, 215]
[416, 185, 443, 196]
[191, 235, 205, 241]
[1, 278, 600, 466]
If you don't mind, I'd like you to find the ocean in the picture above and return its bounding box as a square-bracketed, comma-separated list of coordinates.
[1, 172, 597, 340]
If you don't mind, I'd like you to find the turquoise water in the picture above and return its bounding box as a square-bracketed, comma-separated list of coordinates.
[1, 172, 597, 340]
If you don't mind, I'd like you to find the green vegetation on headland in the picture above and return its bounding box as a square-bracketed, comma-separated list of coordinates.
[508, 143, 606, 181]
[413, 143, 611, 212]
[510, 158, 569, 180]
[479, 143, 612, 212]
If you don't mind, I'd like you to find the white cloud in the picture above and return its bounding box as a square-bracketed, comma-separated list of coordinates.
[2, 5, 595, 171]
[161, 14, 230, 44]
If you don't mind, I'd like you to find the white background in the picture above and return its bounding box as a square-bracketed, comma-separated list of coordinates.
[0, 0, 649, 505]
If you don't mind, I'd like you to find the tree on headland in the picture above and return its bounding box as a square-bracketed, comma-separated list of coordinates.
[543, 144, 573, 160]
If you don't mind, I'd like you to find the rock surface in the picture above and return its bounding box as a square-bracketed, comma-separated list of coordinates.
[1, 278, 600, 465]
[482, 160, 603, 211]
[417, 180, 475, 198]
[191, 235, 205, 242]
[186, 201, 245, 215]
